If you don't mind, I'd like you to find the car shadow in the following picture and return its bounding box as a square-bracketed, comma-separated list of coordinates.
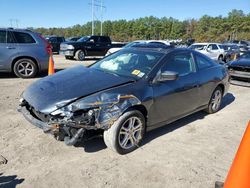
[78, 137, 107, 153]
[0, 173, 24, 188]
[0, 69, 66, 79]
[0, 73, 17, 79]
[77, 92, 235, 153]
[220, 93, 235, 110]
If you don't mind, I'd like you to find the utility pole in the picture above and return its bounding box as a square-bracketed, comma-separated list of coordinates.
[100, 0, 103, 35]
[89, 0, 106, 35]
[9, 19, 13, 27]
[15, 19, 19, 28]
[92, 0, 94, 35]
[9, 19, 19, 28]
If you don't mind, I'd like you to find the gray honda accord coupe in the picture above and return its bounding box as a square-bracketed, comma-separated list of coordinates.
[18, 46, 230, 154]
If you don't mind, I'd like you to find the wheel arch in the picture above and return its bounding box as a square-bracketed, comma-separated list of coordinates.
[75, 48, 87, 56]
[124, 104, 148, 122]
[11, 56, 39, 72]
[217, 83, 225, 95]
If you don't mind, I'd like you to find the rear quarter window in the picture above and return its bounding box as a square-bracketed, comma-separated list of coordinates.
[12, 32, 36, 43]
[0, 30, 7, 43]
[194, 52, 215, 70]
[99, 37, 111, 43]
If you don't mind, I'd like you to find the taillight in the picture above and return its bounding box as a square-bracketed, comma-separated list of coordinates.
[38, 34, 52, 55]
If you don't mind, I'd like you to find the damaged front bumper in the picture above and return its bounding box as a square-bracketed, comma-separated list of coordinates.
[18, 106, 55, 132]
[18, 105, 86, 146]
[18, 93, 142, 145]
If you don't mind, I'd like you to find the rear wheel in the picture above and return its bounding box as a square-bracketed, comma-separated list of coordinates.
[218, 55, 224, 62]
[13, 58, 38, 78]
[205, 87, 223, 114]
[103, 110, 145, 154]
[75, 50, 85, 61]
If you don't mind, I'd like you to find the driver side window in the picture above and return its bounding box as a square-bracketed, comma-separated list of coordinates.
[161, 52, 196, 76]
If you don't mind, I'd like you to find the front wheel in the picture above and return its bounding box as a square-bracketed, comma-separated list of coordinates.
[205, 87, 223, 114]
[218, 55, 224, 62]
[75, 50, 85, 61]
[103, 110, 146, 154]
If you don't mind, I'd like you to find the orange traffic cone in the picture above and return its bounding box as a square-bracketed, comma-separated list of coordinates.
[223, 121, 250, 188]
[48, 54, 55, 75]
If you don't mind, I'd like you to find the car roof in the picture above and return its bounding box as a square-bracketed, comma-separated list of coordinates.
[192, 43, 221, 45]
[126, 45, 191, 55]
[0, 28, 34, 33]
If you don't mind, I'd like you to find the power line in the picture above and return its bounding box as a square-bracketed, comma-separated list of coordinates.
[9, 19, 19, 28]
[89, 0, 106, 35]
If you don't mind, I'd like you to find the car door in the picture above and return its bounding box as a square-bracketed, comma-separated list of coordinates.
[85, 36, 100, 56]
[148, 51, 201, 127]
[0, 30, 18, 71]
[205, 44, 220, 60]
[97, 37, 112, 56]
[193, 52, 218, 106]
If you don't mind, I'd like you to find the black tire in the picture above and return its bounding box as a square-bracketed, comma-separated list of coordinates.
[205, 87, 223, 114]
[103, 110, 146, 154]
[13, 58, 38, 78]
[218, 55, 224, 62]
[75, 50, 85, 61]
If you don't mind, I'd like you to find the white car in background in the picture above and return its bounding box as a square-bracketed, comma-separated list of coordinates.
[189, 43, 226, 61]
[105, 40, 170, 56]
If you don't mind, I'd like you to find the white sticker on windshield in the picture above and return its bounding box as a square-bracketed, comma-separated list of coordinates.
[137, 72, 145, 78]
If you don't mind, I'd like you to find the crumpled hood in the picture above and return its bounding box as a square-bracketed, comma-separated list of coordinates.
[22, 66, 134, 114]
[229, 58, 250, 68]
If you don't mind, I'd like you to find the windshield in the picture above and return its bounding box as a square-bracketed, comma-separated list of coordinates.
[124, 41, 142, 48]
[91, 50, 164, 79]
[221, 45, 230, 50]
[77, 36, 90, 42]
[189, 44, 206, 50]
[240, 52, 250, 59]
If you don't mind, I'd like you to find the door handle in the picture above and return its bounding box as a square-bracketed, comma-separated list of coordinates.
[6, 46, 16, 49]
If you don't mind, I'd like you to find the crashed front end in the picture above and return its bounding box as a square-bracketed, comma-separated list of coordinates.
[18, 93, 141, 145]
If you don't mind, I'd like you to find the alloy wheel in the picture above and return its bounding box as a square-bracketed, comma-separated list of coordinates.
[118, 117, 143, 150]
[17, 61, 35, 77]
[211, 90, 222, 111]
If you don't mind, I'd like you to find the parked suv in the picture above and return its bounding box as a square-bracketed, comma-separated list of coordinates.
[60, 35, 112, 61]
[0, 28, 51, 78]
[189, 43, 225, 61]
[45, 36, 65, 53]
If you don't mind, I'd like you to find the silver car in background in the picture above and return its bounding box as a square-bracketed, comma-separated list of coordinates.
[189, 43, 226, 61]
[0, 28, 51, 78]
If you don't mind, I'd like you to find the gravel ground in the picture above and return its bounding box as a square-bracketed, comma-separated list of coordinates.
[0, 55, 249, 188]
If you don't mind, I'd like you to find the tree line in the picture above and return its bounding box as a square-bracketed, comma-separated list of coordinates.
[30, 9, 250, 42]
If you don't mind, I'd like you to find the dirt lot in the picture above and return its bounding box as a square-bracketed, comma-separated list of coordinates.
[0, 55, 249, 188]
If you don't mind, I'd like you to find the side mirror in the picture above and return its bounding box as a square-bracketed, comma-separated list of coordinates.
[156, 71, 179, 82]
